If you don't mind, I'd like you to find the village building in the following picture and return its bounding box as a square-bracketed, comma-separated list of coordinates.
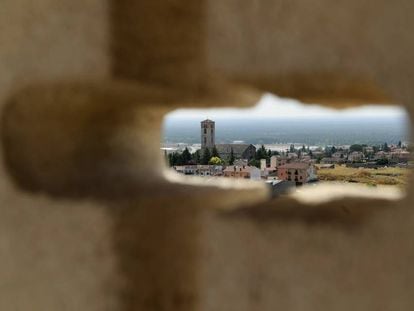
[174, 165, 223, 176]
[277, 162, 317, 184]
[263, 167, 278, 178]
[270, 155, 278, 168]
[233, 159, 249, 166]
[347, 151, 364, 162]
[259, 156, 279, 178]
[321, 157, 341, 164]
[332, 151, 346, 160]
[223, 165, 261, 180]
[260, 159, 267, 170]
[363, 146, 374, 154]
[200, 118, 256, 161]
[390, 149, 411, 162]
[174, 165, 197, 175]
[266, 180, 296, 198]
[374, 151, 389, 160]
[195, 165, 213, 176]
[287, 152, 299, 159]
[275, 156, 289, 167]
[299, 155, 312, 162]
[256, 155, 278, 178]
[233, 159, 248, 166]
[312, 151, 324, 157]
[215, 143, 256, 161]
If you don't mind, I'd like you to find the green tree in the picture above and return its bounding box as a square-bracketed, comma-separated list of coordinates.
[350, 144, 363, 152]
[169, 152, 184, 166]
[248, 159, 260, 168]
[324, 146, 332, 157]
[192, 150, 201, 164]
[181, 147, 192, 164]
[168, 153, 173, 166]
[383, 142, 390, 152]
[201, 148, 211, 165]
[289, 144, 295, 153]
[376, 158, 389, 166]
[398, 140, 402, 148]
[316, 155, 323, 164]
[256, 145, 267, 160]
[229, 147, 235, 165]
[175, 152, 184, 165]
[209, 156, 223, 165]
[211, 145, 219, 157]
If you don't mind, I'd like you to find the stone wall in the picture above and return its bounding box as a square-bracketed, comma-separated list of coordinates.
[0, 1, 413, 310]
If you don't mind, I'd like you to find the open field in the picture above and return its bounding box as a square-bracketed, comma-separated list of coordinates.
[316, 165, 411, 188]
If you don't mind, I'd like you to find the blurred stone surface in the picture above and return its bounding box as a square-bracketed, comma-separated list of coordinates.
[0, 0, 413, 310]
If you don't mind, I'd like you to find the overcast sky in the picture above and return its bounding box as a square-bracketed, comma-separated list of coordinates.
[165, 93, 407, 121]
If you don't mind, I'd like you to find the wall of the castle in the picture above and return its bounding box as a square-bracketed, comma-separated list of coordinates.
[0, 1, 414, 310]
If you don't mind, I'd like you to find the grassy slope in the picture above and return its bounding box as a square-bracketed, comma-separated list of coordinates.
[316, 165, 411, 188]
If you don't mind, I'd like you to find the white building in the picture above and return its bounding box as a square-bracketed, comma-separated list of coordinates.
[270, 155, 278, 169]
[348, 151, 364, 162]
[260, 159, 266, 170]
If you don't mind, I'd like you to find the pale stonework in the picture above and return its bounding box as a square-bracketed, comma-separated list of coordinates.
[0, 1, 414, 310]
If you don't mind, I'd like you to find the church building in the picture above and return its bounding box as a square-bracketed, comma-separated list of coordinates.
[200, 119, 256, 161]
[201, 119, 215, 149]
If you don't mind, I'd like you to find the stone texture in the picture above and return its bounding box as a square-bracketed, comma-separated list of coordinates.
[207, 0, 414, 108]
[0, 0, 413, 310]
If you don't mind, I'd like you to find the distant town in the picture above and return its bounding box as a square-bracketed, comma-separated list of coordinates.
[162, 119, 412, 196]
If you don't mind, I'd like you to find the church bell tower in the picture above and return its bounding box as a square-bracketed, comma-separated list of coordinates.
[201, 119, 215, 149]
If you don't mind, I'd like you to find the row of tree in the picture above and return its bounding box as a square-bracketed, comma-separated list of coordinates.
[166, 145, 278, 167]
[167, 146, 229, 167]
[167, 141, 406, 168]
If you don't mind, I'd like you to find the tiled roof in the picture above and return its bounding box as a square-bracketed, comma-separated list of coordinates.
[216, 144, 255, 154]
[278, 162, 310, 170]
[223, 165, 254, 173]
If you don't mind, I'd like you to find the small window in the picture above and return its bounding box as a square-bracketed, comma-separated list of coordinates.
[163, 94, 411, 202]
